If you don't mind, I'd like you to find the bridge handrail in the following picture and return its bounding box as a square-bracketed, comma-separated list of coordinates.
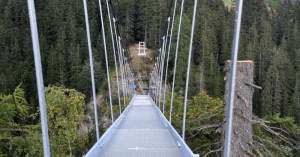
[84, 95, 137, 157]
[148, 94, 199, 157]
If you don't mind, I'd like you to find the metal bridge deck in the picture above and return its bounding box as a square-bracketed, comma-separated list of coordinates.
[99, 95, 183, 157]
[84, 95, 197, 157]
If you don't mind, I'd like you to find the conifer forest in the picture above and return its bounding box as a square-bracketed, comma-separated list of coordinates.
[0, 0, 300, 156]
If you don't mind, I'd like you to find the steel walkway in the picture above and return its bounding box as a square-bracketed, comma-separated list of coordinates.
[84, 95, 198, 157]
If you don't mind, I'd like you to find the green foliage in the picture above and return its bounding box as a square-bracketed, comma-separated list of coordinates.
[0, 85, 90, 156]
[253, 114, 300, 156]
[45, 85, 89, 156]
[77, 61, 104, 98]
[0, 84, 33, 156]
[293, 71, 300, 125]
[168, 14, 192, 93]
[1, 0, 300, 156]
[163, 91, 300, 156]
[0, 84, 27, 125]
[262, 48, 295, 117]
[222, 0, 236, 5]
[164, 91, 223, 155]
[267, 0, 283, 7]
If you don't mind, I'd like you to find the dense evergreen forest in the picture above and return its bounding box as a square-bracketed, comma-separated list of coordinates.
[0, 0, 300, 156]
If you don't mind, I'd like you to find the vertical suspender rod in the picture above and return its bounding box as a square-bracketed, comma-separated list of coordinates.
[98, 0, 114, 122]
[169, 0, 185, 123]
[113, 19, 126, 109]
[158, 37, 166, 109]
[224, 0, 244, 156]
[105, 0, 122, 115]
[83, 0, 100, 140]
[162, 17, 171, 114]
[167, 0, 178, 122]
[182, 0, 198, 141]
[27, 0, 51, 155]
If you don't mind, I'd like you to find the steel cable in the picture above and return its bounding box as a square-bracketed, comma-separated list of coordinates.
[169, 0, 185, 124]
[182, 0, 198, 141]
[105, 0, 122, 115]
[98, 0, 114, 123]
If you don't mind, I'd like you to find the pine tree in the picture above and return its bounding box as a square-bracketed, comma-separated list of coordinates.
[95, 34, 105, 67]
[292, 48, 300, 125]
[147, 0, 160, 48]
[46, 45, 59, 85]
[134, 0, 147, 41]
[118, 0, 135, 44]
[0, 25, 9, 93]
[287, 23, 300, 62]
[262, 48, 294, 116]
[56, 27, 68, 85]
[174, 14, 191, 93]
[253, 20, 275, 116]
[293, 71, 300, 125]
[197, 25, 221, 97]
[272, 1, 293, 46]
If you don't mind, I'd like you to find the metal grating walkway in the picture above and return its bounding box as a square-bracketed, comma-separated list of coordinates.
[84, 95, 198, 157]
[99, 95, 182, 157]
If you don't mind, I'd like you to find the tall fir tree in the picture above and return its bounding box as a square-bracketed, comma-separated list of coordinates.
[262, 48, 294, 116]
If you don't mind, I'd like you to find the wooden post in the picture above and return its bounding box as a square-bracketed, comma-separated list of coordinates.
[222, 60, 254, 156]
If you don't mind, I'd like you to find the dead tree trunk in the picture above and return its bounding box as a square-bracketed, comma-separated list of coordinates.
[221, 60, 254, 157]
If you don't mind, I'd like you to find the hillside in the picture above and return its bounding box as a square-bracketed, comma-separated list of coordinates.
[0, 0, 300, 156]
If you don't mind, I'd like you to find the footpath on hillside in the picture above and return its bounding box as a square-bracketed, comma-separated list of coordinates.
[128, 43, 155, 95]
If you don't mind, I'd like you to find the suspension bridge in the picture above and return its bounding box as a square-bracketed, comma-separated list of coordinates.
[27, 0, 244, 156]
